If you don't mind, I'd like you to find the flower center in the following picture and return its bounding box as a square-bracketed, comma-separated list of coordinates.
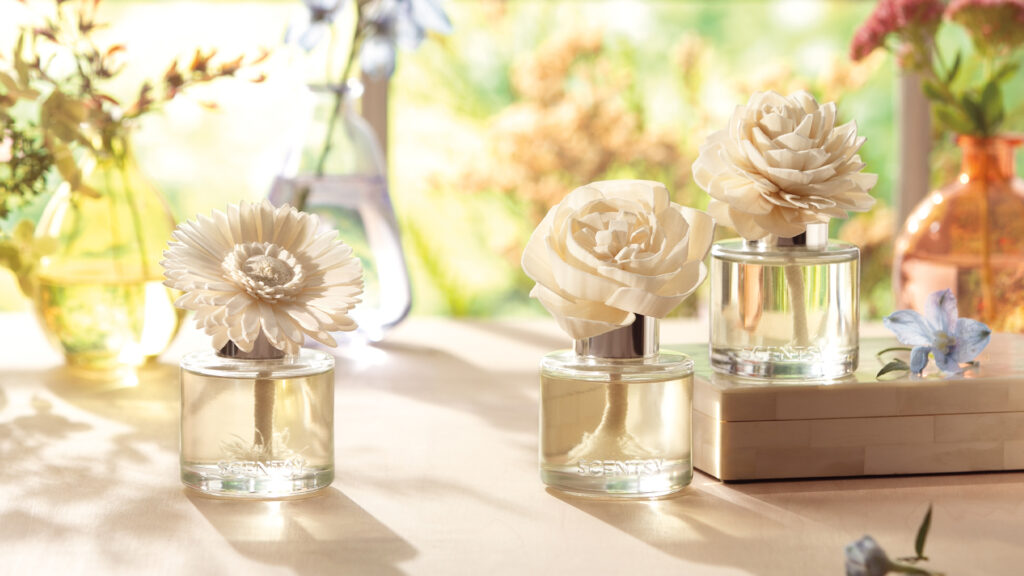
[244, 254, 295, 287]
[933, 330, 954, 355]
[222, 242, 307, 302]
[586, 211, 655, 264]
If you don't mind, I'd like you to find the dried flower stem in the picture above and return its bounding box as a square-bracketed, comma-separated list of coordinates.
[598, 378, 629, 439]
[568, 374, 651, 463]
[784, 263, 810, 347]
[253, 375, 275, 455]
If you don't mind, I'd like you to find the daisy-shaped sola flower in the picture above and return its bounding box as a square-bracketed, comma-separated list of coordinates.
[162, 200, 364, 355]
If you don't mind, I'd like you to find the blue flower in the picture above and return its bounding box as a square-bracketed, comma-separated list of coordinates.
[883, 289, 991, 375]
[286, 0, 349, 53]
[845, 535, 892, 576]
[360, 0, 452, 78]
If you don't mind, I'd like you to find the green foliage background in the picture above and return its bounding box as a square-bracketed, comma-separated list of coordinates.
[3, 0, 1022, 319]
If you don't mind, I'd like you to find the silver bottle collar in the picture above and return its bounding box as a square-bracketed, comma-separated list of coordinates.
[747, 221, 828, 250]
[574, 315, 659, 359]
[218, 333, 286, 360]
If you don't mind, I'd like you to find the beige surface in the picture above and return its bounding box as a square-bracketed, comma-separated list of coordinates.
[2, 312, 1023, 575]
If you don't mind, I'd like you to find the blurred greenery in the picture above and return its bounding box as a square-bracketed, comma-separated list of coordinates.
[391, 0, 901, 319]
[3, 0, 1023, 322]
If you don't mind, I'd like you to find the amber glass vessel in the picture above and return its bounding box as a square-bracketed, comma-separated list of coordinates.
[894, 135, 1024, 331]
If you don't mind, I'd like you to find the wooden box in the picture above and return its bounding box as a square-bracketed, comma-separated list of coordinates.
[682, 335, 1024, 481]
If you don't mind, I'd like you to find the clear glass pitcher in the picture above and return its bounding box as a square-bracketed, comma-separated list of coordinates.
[269, 82, 411, 342]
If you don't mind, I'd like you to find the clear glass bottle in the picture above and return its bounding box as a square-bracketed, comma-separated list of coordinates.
[180, 336, 334, 499]
[539, 316, 693, 499]
[709, 222, 859, 379]
[33, 136, 182, 371]
[269, 82, 410, 342]
[895, 135, 1024, 332]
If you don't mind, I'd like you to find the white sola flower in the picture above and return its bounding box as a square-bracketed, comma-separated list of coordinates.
[692, 90, 877, 240]
[162, 200, 363, 355]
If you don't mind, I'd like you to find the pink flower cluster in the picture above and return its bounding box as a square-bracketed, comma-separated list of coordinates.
[850, 0, 945, 61]
[947, 0, 1024, 52]
[948, 0, 1024, 13]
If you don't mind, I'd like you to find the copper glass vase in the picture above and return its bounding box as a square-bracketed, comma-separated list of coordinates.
[894, 135, 1024, 331]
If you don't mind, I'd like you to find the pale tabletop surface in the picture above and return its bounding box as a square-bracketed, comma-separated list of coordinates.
[1, 311, 1022, 575]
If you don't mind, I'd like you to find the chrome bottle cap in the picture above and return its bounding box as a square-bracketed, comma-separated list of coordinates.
[748, 221, 828, 250]
[218, 333, 286, 360]
[574, 315, 659, 359]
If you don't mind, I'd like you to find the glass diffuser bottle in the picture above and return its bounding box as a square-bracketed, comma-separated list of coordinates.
[540, 316, 694, 497]
[521, 179, 714, 499]
[180, 336, 334, 496]
[163, 201, 363, 498]
[709, 223, 860, 379]
[692, 90, 878, 380]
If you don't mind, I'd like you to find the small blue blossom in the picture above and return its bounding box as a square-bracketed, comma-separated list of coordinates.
[360, 0, 452, 78]
[845, 536, 893, 576]
[883, 289, 991, 376]
[286, 0, 349, 53]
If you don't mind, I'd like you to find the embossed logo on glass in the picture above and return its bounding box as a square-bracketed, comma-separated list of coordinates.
[577, 459, 665, 477]
[217, 430, 307, 479]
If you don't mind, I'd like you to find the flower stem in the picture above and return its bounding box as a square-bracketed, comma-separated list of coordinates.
[977, 145, 994, 325]
[889, 559, 944, 576]
[314, 5, 365, 178]
[600, 378, 629, 438]
[784, 262, 810, 347]
[116, 142, 154, 281]
[568, 374, 651, 463]
[253, 375, 275, 457]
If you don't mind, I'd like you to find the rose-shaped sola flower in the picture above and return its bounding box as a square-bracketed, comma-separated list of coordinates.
[521, 180, 714, 340]
[692, 90, 877, 241]
[162, 200, 364, 355]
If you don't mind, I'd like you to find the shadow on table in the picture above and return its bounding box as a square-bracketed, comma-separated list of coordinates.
[188, 487, 416, 574]
[336, 339, 537, 437]
[0, 362, 179, 497]
[551, 485, 832, 574]
[460, 321, 566, 354]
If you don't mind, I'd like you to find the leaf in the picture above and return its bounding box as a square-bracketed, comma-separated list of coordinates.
[946, 51, 962, 84]
[981, 82, 1003, 132]
[105, 44, 126, 58]
[961, 94, 985, 130]
[48, 137, 81, 190]
[915, 505, 933, 560]
[933, 104, 976, 135]
[992, 61, 1020, 84]
[14, 32, 29, 86]
[877, 359, 910, 379]
[0, 72, 18, 94]
[46, 137, 98, 198]
[40, 91, 89, 144]
[12, 219, 35, 244]
[217, 55, 244, 76]
[921, 79, 945, 102]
